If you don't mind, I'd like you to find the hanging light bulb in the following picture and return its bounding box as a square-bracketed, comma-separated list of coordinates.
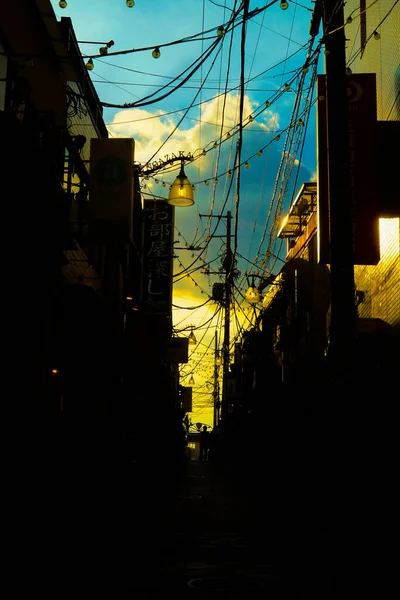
[162, 181, 166, 187]
[188, 327, 197, 345]
[227, 170, 233, 178]
[280, 0, 289, 10]
[244, 162, 250, 169]
[167, 162, 194, 207]
[297, 118, 304, 126]
[248, 115, 254, 122]
[217, 25, 225, 37]
[245, 285, 261, 303]
[204, 180, 210, 186]
[256, 150, 263, 156]
[85, 58, 94, 71]
[215, 355, 222, 366]
[226, 132, 231, 138]
[274, 134, 280, 141]
[59, 0, 67, 8]
[265, 101, 271, 107]
[373, 30, 380, 40]
[126, 0, 135, 7]
[284, 83, 290, 91]
[213, 141, 218, 148]
[201, 149, 206, 156]
[152, 47, 161, 59]
[189, 375, 195, 385]
[99, 40, 114, 56]
[214, 177, 219, 185]
[346, 16, 353, 24]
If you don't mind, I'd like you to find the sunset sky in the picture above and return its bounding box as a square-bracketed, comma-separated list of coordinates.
[51, 0, 323, 426]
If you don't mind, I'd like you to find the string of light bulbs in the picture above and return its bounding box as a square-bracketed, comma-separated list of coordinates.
[57, 1, 137, 11]
[135, 50, 318, 193]
[346, 0, 399, 69]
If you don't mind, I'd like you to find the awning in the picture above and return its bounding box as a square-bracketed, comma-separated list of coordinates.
[277, 182, 317, 238]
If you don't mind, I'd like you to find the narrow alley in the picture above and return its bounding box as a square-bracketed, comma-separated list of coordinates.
[130, 457, 329, 597]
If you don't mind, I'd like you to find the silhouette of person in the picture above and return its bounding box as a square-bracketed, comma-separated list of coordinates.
[199, 425, 210, 462]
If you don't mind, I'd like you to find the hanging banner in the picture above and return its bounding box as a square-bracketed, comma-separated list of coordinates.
[141, 200, 174, 315]
[316, 73, 380, 265]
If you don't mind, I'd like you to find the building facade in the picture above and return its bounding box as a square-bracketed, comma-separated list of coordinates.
[0, 0, 129, 480]
[257, 0, 400, 394]
[224, 0, 399, 485]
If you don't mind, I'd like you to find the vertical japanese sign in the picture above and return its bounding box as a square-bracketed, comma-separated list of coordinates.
[316, 73, 380, 265]
[181, 387, 193, 413]
[141, 200, 174, 315]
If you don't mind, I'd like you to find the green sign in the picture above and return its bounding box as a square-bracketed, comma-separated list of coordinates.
[94, 156, 126, 186]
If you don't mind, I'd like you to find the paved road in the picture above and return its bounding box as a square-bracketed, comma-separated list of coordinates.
[5, 457, 329, 597]
[130, 459, 331, 597]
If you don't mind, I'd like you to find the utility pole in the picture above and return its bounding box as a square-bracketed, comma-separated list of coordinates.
[199, 210, 234, 425]
[221, 210, 233, 424]
[213, 330, 220, 429]
[312, 0, 356, 386]
[312, 3, 358, 586]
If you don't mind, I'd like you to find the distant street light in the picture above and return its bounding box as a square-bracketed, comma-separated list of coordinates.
[188, 327, 197, 345]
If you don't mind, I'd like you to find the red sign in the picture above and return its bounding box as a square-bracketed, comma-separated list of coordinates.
[317, 73, 380, 265]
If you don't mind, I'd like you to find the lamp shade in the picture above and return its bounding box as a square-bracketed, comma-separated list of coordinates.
[189, 375, 195, 385]
[168, 164, 194, 207]
[245, 286, 261, 303]
[188, 328, 197, 344]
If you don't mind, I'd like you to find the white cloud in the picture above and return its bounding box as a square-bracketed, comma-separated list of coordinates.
[106, 92, 281, 166]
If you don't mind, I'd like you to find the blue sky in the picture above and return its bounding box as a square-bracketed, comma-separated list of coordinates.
[51, 0, 324, 424]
